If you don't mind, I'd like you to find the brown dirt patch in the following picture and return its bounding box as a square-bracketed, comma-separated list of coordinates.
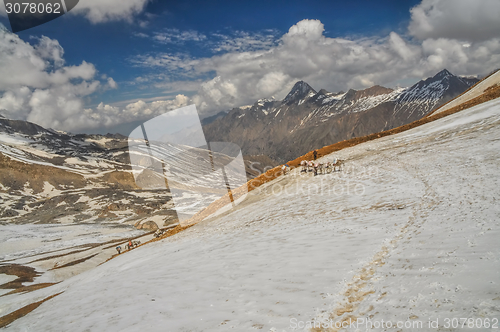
[27, 248, 92, 264]
[98, 170, 140, 190]
[1, 283, 57, 297]
[0, 264, 40, 289]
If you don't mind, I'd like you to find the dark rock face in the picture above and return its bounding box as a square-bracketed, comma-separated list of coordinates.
[203, 69, 478, 162]
[201, 111, 229, 126]
[0, 118, 49, 136]
[282, 81, 317, 104]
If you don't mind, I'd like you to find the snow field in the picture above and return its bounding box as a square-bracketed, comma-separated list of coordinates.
[5, 99, 500, 331]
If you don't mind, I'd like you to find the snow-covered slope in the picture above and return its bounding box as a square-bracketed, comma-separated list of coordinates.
[0, 118, 180, 287]
[5, 97, 499, 331]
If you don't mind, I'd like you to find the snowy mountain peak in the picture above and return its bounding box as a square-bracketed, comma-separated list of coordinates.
[283, 81, 316, 104]
[433, 69, 453, 80]
[393, 69, 479, 119]
[203, 68, 479, 163]
[257, 97, 275, 104]
[317, 89, 331, 95]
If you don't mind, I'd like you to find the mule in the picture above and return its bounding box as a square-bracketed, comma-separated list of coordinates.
[331, 159, 344, 172]
[300, 160, 308, 173]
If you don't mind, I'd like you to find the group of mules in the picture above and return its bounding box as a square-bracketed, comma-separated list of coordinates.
[116, 228, 167, 255]
[153, 229, 166, 238]
[299, 159, 344, 175]
[125, 240, 141, 250]
[116, 240, 141, 254]
[280, 159, 344, 176]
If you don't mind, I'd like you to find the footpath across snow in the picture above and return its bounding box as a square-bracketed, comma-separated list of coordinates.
[5, 99, 500, 331]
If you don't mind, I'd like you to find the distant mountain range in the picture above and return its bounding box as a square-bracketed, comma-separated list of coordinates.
[203, 69, 478, 162]
[0, 68, 481, 224]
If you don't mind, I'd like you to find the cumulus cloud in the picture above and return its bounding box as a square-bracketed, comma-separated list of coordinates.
[0, 28, 190, 132]
[409, 0, 500, 41]
[70, 0, 151, 23]
[107, 77, 118, 89]
[84, 95, 189, 127]
[133, 16, 500, 115]
[0, 29, 101, 129]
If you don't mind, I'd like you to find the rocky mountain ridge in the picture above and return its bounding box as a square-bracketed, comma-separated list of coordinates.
[203, 69, 479, 162]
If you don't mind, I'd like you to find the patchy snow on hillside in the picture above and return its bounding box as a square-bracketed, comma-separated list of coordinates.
[434, 70, 500, 116]
[0, 224, 144, 263]
[348, 88, 405, 114]
[4, 99, 500, 331]
[322, 92, 347, 104]
[0, 133, 34, 145]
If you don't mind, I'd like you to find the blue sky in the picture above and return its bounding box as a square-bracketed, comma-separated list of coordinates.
[4, 0, 420, 105]
[0, 0, 499, 133]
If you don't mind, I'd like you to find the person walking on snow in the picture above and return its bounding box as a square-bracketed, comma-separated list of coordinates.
[313, 150, 318, 160]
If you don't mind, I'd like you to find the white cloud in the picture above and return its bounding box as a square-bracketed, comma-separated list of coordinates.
[107, 77, 118, 89]
[211, 30, 280, 53]
[256, 72, 290, 96]
[139, 27, 280, 53]
[0, 28, 189, 132]
[0, 29, 101, 130]
[152, 29, 207, 44]
[409, 0, 500, 41]
[133, 32, 149, 38]
[130, 53, 201, 78]
[70, 0, 151, 24]
[284, 19, 324, 42]
[85, 94, 190, 126]
[2, 1, 500, 132]
[132, 13, 500, 115]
